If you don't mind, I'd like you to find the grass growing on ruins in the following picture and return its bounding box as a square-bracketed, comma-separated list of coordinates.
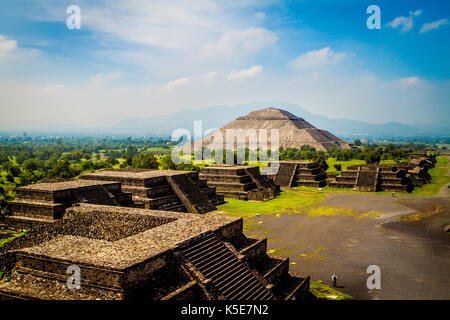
[217, 189, 326, 218]
[0, 230, 28, 249]
[310, 280, 352, 300]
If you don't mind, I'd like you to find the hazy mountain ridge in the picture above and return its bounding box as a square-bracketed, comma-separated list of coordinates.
[115, 102, 449, 139]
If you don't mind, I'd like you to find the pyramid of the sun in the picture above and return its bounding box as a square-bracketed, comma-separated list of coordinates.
[192, 107, 350, 152]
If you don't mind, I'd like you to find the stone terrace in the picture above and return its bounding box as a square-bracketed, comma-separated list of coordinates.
[80, 169, 224, 214]
[329, 164, 414, 192]
[0, 204, 309, 300]
[1, 180, 136, 229]
[199, 165, 280, 201]
[268, 161, 327, 188]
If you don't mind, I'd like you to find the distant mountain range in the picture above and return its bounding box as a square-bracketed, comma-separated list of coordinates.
[114, 101, 449, 140]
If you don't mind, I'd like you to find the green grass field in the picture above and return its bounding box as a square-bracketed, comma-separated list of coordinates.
[217, 189, 326, 218]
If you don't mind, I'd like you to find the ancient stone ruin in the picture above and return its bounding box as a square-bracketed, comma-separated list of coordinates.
[199, 165, 280, 201]
[1, 180, 137, 229]
[0, 204, 310, 300]
[401, 154, 436, 187]
[329, 164, 414, 192]
[268, 161, 327, 188]
[189, 107, 350, 152]
[80, 169, 224, 214]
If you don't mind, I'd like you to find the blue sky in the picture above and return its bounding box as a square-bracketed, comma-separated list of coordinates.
[0, 0, 449, 130]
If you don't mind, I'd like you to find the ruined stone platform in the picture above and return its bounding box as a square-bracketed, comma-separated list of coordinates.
[199, 165, 280, 201]
[0, 204, 309, 300]
[1, 180, 136, 229]
[80, 169, 224, 214]
[329, 164, 414, 192]
[268, 161, 327, 188]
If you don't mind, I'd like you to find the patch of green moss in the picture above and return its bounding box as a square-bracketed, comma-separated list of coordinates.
[310, 280, 352, 300]
[0, 230, 28, 248]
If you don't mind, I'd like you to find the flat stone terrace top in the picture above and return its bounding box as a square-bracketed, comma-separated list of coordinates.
[204, 165, 257, 170]
[81, 169, 191, 179]
[18, 204, 240, 270]
[16, 180, 119, 191]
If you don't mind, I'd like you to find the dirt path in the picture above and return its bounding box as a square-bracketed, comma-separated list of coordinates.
[243, 192, 450, 300]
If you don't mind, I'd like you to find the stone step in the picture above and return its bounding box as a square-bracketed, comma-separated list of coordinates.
[212, 182, 257, 192]
[7, 200, 70, 219]
[75, 187, 118, 206]
[179, 234, 273, 300]
[166, 174, 217, 214]
[122, 185, 172, 198]
[199, 174, 252, 184]
[296, 173, 327, 181]
[295, 180, 326, 188]
[0, 214, 55, 229]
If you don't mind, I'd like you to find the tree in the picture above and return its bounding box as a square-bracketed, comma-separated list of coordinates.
[8, 164, 22, 177]
[126, 145, 139, 158]
[354, 139, 362, 146]
[106, 155, 119, 167]
[23, 158, 42, 171]
[18, 170, 35, 186]
[313, 153, 329, 172]
[48, 160, 75, 179]
[132, 154, 158, 169]
[365, 151, 381, 164]
[159, 155, 177, 170]
[334, 163, 342, 171]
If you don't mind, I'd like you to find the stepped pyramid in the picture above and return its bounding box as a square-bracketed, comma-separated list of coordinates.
[0, 204, 310, 300]
[192, 108, 349, 152]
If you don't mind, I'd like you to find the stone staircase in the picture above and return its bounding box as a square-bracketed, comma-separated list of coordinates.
[166, 174, 217, 214]
[74, 186, 119, 206]
[123, 178, 187, 212]
[273, 162, 297, 187]
[269, 161, 327, 188]
[179, 233, 274, 300]
[199, 166, 279, 201]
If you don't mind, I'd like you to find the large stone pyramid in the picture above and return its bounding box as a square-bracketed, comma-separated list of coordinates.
[193, 107, 350, 152]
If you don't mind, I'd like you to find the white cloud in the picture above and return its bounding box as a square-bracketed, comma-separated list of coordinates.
[254, 12, 266, 19]
[387, 9, 422, 32]
[290, 47, 346, 70]
[227, 65, 263, 80]
[200, 72, 217, 80]
[398, 76, 421, 86]
[0, 35, 17, 57]
[420, 18, 449, 33]
[387, 16, 414, 32]
[200, 28, 278, 58]
[166, 77, 190, 90]
[88, 72, 122, 86]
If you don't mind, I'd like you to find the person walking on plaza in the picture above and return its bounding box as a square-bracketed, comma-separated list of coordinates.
[331, 273, 337, 287]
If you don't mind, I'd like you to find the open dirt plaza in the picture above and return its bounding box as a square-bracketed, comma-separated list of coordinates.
[217, 185, 450, 300]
